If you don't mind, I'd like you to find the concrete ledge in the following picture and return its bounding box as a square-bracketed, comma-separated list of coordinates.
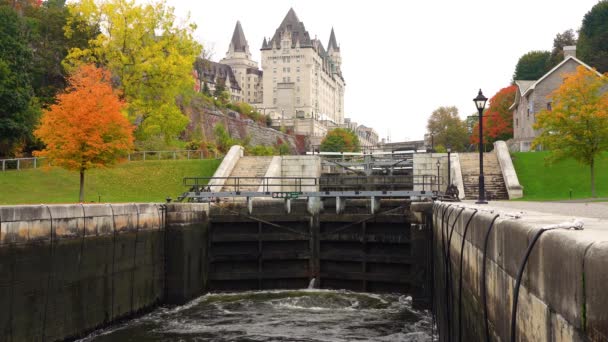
[208, 145, 244, 192]
[494, 140, 523, 199]
[0, 204, 163, 244]
[434, 202, 608, 341]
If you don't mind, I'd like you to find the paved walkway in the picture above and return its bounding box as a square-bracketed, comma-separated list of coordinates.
[468, 200, 608, 220]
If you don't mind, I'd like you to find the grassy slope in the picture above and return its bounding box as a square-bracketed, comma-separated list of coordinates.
[0, 159, 221, 205]
[512, 152, 608, 200]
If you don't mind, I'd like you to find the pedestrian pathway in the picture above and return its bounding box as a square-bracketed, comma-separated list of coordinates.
[468, 200, 608, 219]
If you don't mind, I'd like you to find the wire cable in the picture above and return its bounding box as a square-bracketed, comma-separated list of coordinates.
[445, 207, 465, 339]
[457, 209, 478, 342]
[481, 215, 500, 342]
[510, 219, 583, 342]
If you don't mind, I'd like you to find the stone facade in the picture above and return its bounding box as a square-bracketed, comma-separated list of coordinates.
[194, 8, 379, 150]
[511, 47, 600, 152]
[412, 153, 450, 193]
[261, 9, 344, 128]
[220, 21, 263, 104]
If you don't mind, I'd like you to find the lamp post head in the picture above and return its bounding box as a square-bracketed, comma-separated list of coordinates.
[436, 160, 440, 167]
[473, 89, 488, 113]
[447, 146, 452, 153]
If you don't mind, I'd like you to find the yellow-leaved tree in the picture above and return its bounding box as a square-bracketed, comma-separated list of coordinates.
[63, 0, 201, 144]
[533, 66, 608, 197]
[34, 64, 134, 202]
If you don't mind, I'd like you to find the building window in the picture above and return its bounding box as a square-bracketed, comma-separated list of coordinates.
[297, 76, 300, 82]
[297, 67, 300, 73]
[273, 98, 277, 104]
[516, 118, 518, 127]
[273, 68, 276, 73]
[296, 97, 300, 104]
[547, 102, 552, 111]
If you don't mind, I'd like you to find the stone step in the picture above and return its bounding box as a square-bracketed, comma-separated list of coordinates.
[222, 156, 273, 192]
[459, 152, 509, 200]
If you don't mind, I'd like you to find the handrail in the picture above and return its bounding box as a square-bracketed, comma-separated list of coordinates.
[0, 150, 221, 171]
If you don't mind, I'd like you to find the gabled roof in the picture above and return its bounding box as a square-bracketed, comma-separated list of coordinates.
[514, 80, 535, 94]
[229, 21, 248, 53]
[328, 27, 339, 52]
[522, 56, 601, 97]
[510, 56, 602, 110]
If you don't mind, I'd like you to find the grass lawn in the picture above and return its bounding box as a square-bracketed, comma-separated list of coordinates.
[0, 159, 221, 205]
[512, 151, 608, 201]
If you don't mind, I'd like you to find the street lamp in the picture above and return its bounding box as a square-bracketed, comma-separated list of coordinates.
[474, 89, 488, 204]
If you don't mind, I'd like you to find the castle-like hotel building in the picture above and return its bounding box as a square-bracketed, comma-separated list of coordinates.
[195, 8, 377, 147]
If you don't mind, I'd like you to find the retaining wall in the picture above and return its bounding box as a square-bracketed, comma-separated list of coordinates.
[0, 203, 209, 341]
[431, 202, 608, 341]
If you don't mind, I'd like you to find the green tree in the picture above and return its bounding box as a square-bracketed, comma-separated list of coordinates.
[426, 106, 469, 151]
[549, 29, 577, 68]
[533, 66, 608, 197]
[64, 0, 201, 144]
[513, 50, 551, 80]
[320, 128, 360, 152]
[577, 0, 608, 73]
[0, 5, 37, 157]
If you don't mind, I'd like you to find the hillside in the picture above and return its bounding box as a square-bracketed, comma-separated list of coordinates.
[512, 152, 608, 200]
[0, 159, 220, 205]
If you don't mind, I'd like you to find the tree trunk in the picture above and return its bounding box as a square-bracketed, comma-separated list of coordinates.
[590, 159, 596, 198]
[79, 169, 85, 203]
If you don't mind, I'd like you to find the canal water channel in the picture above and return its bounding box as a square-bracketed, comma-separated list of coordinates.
[80, 289, 434, 341]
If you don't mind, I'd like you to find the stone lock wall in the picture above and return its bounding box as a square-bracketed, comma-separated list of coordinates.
[432, 202, 608, 342]
[0, 203, 209, 341]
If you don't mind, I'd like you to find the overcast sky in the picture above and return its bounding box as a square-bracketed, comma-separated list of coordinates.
[167, 0, 600, 141]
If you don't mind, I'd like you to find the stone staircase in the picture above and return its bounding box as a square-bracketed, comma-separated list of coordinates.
[221, 156, 273, 192]
[459, 152, 509, 200]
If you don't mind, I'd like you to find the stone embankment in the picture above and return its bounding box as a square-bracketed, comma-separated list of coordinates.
[0, 203, 208, 341]
[430, 201, 608, 341]
[185, 105, 307, 153]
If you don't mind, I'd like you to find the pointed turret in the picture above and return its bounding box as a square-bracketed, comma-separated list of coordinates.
[328, 27, 339, 52]
[262, 37, 269, 50]
[327, 28, 342, 74]
[228, 21, 249, 54]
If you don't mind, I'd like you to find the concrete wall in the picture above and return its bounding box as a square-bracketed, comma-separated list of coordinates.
[413, 153, 451, 193]
[0, 203, 209, 341]
[281, 155, 321, 191]
[432, 202, 608, 341]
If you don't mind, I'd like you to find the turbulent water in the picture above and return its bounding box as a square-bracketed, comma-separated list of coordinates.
[81, 290, 434, 342]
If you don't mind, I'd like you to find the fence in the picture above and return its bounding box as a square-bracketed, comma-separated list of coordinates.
[0, 150, 220, 172]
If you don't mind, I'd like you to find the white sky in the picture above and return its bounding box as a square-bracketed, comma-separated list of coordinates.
[166, 0, 599, 141]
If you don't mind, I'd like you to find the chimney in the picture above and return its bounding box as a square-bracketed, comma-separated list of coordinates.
[564, 46, 576, 59]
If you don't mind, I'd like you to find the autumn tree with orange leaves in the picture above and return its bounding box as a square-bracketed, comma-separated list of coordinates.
[533, 66, 608, 197]
[34, 64, 134, 202]
[470, 85, 517, 145]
